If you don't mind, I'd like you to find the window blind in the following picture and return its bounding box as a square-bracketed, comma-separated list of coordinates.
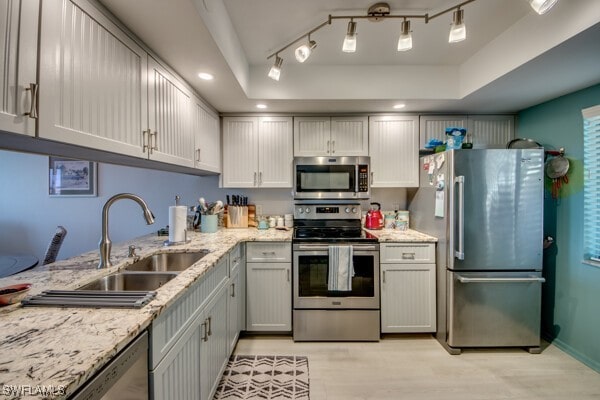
[582, 105, 600, 262]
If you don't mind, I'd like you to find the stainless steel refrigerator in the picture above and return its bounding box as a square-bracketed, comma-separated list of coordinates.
[409, 149, 545, 354]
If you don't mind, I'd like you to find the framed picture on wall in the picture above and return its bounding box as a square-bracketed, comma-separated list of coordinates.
[49, 157, 98, 197]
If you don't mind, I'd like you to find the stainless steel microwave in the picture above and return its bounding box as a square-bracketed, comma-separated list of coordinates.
[293, 156, 370, 200]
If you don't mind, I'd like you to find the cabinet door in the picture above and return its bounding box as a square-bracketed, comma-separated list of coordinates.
[201, 286, 229, 400]
[330, 116, 368, 156]
[381, 263, 436, 333]
[0, 0, 38, 136]
[192, 96, 220, 172]
[222, 116, 258, 187]
[369, 115, 419, 187]
[468, 115, 514, 148]
[293, 116, 330, 156]
[227, 268, 241, 354]
[246, 262, 291, 331]
[258, 116, 293, 188]
[38, 0, 147, 157]
[151, 313, 202, 400]
[147, 57, 194, 167]
[419, 115, 468, 149]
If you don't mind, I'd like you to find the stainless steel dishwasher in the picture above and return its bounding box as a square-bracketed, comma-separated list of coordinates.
[70, 331, 148, 400]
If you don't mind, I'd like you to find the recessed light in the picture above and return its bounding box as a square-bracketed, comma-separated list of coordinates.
[256, 104, 267, 109]
[393, 103, 406, 109]
[198, 72, 214, 81]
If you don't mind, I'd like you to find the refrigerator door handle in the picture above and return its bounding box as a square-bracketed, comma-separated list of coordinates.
[456, 275, 546, 284]
[455, 175, 465, 260]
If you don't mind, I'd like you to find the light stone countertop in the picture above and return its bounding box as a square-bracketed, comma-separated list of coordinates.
[0, 226, 435, 399]
[365, 228, 438, 242]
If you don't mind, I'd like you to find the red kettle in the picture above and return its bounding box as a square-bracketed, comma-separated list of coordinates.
[365, 202, 384, 230]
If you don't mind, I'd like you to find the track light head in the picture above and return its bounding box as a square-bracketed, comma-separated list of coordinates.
[528, 0, 559, 15]
[397, 19, 412, 52]
[342, 21, 357, 53]
[268, 55, 283, 81]
[448, 8, 466, 43]
[295, 40, 317, 63]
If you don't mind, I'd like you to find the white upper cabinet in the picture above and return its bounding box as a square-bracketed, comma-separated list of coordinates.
[222, 116, 292, 188]
[0, 0, 38, 136]
[147, 57, 194, 167]
[419, 115, 514, 149]
[192, 96, 220, 173]
[294, 116, 368, 156]
[38, 0, 148, 158]
[369, 115, 419, 187]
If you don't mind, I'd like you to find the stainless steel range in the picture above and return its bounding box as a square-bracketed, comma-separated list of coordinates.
[292, 203, 380, 341]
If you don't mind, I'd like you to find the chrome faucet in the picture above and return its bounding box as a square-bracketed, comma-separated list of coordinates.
[98, 193, 155, 269]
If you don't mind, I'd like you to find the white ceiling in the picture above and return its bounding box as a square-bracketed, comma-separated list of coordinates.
[99, 0, 600, 114]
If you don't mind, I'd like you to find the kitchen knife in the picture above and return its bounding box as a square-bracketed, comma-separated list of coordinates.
[226, 195, 230, 206]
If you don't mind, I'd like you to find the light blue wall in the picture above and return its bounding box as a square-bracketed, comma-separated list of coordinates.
[0, 150, 204, 262]
[518, 83, 600, 372]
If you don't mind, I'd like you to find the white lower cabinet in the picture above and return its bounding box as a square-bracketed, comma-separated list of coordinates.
[150, 254, 233, 400]
[246, 242, 291, 332]
[380, 243, 436, 333]
[227, 243, 245, 354]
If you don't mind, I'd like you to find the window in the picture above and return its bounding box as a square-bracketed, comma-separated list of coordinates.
[582, 105, 600, 264]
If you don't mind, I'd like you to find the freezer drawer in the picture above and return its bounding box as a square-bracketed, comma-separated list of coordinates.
[447, 271, 544, 348]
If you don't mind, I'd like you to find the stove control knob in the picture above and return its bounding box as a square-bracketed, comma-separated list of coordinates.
[305, 207, 311, 213]
[351, 207, 357, 213]
[297, 208, 304, 214]
[345, 207, 351, 213]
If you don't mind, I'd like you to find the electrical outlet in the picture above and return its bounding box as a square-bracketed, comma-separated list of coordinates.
[256, 204, 263, 216]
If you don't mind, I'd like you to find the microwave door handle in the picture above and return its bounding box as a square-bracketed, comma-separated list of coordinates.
[355, 164, 359, 192]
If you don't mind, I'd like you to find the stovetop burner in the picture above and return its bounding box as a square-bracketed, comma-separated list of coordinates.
[293, 224, 378, 243]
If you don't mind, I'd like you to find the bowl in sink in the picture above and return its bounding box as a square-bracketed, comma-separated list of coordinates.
[77, 272, 177, 291]
[124, 250, 209, 273]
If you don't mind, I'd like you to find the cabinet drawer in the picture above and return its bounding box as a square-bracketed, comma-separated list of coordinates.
[246, 242, 291, 263]
[381, 243, 435, 264]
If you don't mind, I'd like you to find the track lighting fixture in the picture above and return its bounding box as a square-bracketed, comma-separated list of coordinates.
[342, 20, 357, 53]
[268, 55, 283, 81]
[397, 19, 412, 52]
[295, 37, 317, 63]
[265, 0, 559, 81]
[448, 8, 466, 43]
[528, 0, 559, 15]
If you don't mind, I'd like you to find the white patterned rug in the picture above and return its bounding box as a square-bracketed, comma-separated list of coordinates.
[213, 355, 310, 400]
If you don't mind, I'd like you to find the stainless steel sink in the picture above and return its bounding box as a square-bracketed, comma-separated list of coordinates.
[123, 250, 210, 273]
[77, 272, 177, 291]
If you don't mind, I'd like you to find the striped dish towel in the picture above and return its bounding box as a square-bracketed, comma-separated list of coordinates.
[328, 245, 354, 291]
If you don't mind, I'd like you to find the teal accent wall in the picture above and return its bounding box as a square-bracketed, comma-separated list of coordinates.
[518, 83, 600, 372]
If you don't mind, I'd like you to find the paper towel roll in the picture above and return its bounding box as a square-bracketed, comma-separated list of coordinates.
[169, 206, 187, 243]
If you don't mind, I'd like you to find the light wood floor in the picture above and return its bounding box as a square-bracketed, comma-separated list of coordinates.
[234, 334, 600, 400]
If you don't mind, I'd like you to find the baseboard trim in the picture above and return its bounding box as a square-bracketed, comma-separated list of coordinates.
[542, 331, 600, 373]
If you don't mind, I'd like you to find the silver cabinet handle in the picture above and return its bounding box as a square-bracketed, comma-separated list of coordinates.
[382, 270, 386, 283]
[259, 171, 263, 186]
[262, 251, 277, 255]
[287, 269, 290, 282]
[331, 140, 335, 154]
[231, 282, 235, 297]
[327, 140, 330, 153]
[455, 175, 465, 260]
[370, 171, 374, 185]
[142, 129, 150, 153]
[196, 148, 201, 162]
[254, 172, 257, 186]
[457, 275, 546, 284]
[24, 83, 38, 119]
[207, 316, 212, 336]
[150, 131, 159, 153]
[201, 321, 208, 342]
[401, 252, 415, 260]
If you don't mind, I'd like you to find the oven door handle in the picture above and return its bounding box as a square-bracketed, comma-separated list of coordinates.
[295, 244, 378, 251]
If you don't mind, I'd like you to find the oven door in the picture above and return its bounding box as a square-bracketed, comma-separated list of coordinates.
[293, 243, 379, 309]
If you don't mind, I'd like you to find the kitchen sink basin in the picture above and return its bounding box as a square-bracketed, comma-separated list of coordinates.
[77, 272, 177, 291]
[123, 250, 210, 273]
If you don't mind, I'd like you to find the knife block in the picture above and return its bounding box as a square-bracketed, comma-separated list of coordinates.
[224, 205, 255, 228]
